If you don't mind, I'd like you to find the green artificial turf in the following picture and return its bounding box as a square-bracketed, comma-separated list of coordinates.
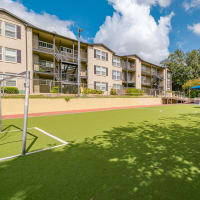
[1, 104, 200, 200]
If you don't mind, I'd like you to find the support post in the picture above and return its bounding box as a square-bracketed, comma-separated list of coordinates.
[53, 35, 56, 83]
[0, 82, 2, 133]
[126, 58, 128, 88]
[77, 28, 83, 97]
[22, 71, 30, 156]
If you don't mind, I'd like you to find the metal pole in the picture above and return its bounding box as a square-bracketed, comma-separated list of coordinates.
[77, 28, 82, 97]
[0, 82, 2, 133]
[22, 71, 30, 156]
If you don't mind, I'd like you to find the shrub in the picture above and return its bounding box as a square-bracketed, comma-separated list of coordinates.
[126, 88, 144, 96]
[64, 96, 70, 102]
[84, 88, 103, 95]
[51, 86, 59, 93]
[4, 87, 19, 94]
[110, 88, 117, 95]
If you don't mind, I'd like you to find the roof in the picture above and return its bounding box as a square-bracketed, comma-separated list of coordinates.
[0, 8, 167, 69]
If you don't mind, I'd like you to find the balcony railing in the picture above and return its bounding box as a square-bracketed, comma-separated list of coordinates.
[142, 81, 151, 86]
[33, 40, 87, 63]
[141, 70, 151, 75]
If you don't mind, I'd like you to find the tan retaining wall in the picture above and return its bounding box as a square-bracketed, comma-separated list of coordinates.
[2, 98, 162, 116]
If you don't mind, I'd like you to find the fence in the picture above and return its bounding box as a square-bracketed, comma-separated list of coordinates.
[0, 77, 186, 99]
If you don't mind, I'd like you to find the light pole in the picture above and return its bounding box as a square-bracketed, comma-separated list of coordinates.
[78, 28, 83, 97]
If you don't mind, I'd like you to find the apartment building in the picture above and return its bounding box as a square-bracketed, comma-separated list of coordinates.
[0, 9, 172, 94]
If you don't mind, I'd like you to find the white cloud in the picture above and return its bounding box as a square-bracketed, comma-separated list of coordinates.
[188, 23, 200, 35]
[0, 0, 76, 39]
[94, 0, 174, 64]
[183, 0, 200, 11]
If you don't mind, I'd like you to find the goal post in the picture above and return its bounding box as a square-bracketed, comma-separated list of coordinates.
[0, 71, 30, 156]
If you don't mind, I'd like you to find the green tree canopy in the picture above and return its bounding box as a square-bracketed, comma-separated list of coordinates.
[161, 49, 200, 91]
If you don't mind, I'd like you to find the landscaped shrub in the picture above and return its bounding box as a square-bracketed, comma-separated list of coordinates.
[84, 88, 103, 95]
[4, 87, 19, 94]
[64, 97, 70, 102]
[51, 86, 59, 93]
[126, 88, 144, 96]
[110, 88, 117, 95]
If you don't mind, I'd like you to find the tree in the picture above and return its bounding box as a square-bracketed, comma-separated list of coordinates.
[161, 49, 200, 91]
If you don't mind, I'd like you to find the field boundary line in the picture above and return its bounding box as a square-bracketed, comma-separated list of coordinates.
[34, 127, 68, 145]
[0, 127, 68, 162]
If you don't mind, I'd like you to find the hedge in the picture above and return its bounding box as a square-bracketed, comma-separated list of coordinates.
[126, 88, 144, 96]
[3, 87, 19, 94]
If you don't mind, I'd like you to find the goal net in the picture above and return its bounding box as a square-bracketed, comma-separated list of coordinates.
[0, 71, 30, 156]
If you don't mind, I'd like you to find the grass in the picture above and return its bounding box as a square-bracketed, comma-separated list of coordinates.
[1, 104, 200, 199]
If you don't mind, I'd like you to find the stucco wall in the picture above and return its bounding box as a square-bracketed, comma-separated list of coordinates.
[2, 98, 162, 116]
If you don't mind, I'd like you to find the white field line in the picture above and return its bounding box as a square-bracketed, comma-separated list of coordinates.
[0, 144, 67, 162]
[0, 127, 68, 162]
[34, 127, 68, 145]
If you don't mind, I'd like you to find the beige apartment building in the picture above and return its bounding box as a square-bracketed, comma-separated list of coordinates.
[0, 9, 172, 95]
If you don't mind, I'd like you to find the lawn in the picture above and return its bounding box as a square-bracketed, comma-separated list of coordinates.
[1, 104, 200, 200]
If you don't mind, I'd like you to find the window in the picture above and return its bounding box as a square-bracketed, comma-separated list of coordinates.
[0, 74, 3, 80]
[0, 47, 2, 61]
[167, 80, 171, 88]
[96, 50, 101, 59]
[5, 74, 16, 87]
[142, 65, 147, 72]
[5, 22, 16, 38]
[94, 49, 108, 61]
[0, 21, 2, 35]
[96, 82, 107, 91]
[113, 56, 121, 67]
[112, 70, 121, 80]
[95, 65, 107, 76]
[5, 48, 17, 62]
[61, 47, 73, 54]
[142, 76, 146, 84]
[113, 84, 121, 90]
[38, 41, 53, 49]
[102, 51, 107, 61]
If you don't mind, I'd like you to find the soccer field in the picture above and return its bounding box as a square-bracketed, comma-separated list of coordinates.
[1, 104, 200, 200]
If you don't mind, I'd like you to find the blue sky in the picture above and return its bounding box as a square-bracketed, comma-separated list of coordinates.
[1, 0, 200, 63]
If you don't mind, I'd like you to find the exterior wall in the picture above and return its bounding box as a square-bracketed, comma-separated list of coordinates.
[87, 45, 122, 94]
[0, 11, 33, 92]
[2, 97, 162, 115]
[135, 57, 142, 89]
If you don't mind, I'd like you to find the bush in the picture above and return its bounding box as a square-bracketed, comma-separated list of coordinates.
[51, 86, 59, 93]
[84, 88, 103, 95]
[4, 87, 19, 94]
[126, 88, 144, 96]
[64, 97, 70, 102]
[110, 88, 117, 95]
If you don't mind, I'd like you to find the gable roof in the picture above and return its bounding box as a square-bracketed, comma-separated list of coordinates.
[0, 8, 166, 69]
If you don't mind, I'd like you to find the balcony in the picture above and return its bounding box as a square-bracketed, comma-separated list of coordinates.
[122, 61, 136, 71]
[34, 60, 55, 74]
[33, 40, 87, 63]
[141, 70, 151, 76]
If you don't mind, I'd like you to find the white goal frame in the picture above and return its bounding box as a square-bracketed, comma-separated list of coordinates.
[0, 71, 30, 156]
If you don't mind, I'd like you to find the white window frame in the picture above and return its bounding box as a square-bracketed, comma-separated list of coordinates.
[113, 84, 121, 90]
[96, 65, 107, 76]
[112, 70, 121, 80]
[5, 48, 17, 63]
[0, 21, 2, 36]
[38, 41, 53, 49]
[5, 74, 17, 87]
[0, 47, 2, 61]
[61, 46, 73, 54]
[101, 51, 106, 61]
[96, 50, 101, 59]
[96, 82, 107, 91]
[113, 56, 121, 67]
[5, 22, 17, 39]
